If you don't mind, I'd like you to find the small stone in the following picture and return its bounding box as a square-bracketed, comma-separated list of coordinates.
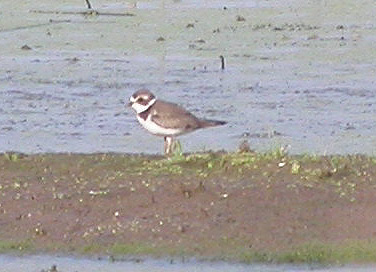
[236, 15, 246, 22]
[21, 44, 32, 50]
[221, 193, 229, 199]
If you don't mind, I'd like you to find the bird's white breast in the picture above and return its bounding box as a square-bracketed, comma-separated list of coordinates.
[136, 114, 182, 136]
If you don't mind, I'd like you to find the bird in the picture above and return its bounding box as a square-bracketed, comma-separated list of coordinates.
[128, 89, 227, 155]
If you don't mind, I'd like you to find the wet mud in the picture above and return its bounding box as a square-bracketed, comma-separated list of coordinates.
[1, 152, 376, 264]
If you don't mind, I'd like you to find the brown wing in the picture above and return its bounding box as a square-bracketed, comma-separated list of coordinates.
[150, 100, 202, 131]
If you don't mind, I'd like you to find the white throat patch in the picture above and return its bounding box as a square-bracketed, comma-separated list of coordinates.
[131, 98, 156, 114]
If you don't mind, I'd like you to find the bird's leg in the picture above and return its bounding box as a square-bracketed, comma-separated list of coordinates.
[167, 136, 173, 155]
[164, 136, 173, 155]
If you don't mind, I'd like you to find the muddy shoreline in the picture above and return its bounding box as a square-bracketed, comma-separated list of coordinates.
[1, 151, 376, 263]
[1, 0, 376, 265]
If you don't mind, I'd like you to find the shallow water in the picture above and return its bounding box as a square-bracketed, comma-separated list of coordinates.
[1, 0, 376, 155]
[1, 255, 376, 272]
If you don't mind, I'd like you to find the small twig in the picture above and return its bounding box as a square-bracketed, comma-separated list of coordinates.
[30, 10, 135, 17]
[85, 0, 92, 9]
[219, 55, 225, 70]
[0, 20, 71, 33]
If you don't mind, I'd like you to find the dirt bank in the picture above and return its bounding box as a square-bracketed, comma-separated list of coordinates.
[1, 151, 376, 263]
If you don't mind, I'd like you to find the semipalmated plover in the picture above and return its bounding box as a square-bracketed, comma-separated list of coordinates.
[129, 89, 227, 154]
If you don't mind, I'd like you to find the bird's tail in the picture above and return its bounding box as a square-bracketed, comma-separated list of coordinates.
[199, 119, 227, 128]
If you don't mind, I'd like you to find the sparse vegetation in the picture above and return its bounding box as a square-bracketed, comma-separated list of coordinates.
[0, 239, 33, 253]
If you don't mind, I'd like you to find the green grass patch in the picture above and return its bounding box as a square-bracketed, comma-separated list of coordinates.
[110, 243, 160, 256]
[0, 239, 33, 253]
[278, 241, 376, 264]
[3, 238, 376, 264]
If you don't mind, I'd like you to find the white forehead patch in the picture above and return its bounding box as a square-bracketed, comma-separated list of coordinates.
[129, 93, 154, 103]
[130, 96, 137, 103]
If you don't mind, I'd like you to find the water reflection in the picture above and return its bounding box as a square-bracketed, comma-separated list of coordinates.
[2, 255, 376, 272]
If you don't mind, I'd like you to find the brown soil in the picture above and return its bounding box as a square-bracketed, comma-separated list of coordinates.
[1, 152, 376, 261]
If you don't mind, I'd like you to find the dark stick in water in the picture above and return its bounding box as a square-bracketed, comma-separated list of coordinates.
[220, 55, 225, 70]
[85, 0, 93, 9]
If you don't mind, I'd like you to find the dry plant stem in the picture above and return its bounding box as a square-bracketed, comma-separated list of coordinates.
[85, 0, 92, 9]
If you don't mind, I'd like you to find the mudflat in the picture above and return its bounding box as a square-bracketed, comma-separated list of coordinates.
[1, 0, 376, 154]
